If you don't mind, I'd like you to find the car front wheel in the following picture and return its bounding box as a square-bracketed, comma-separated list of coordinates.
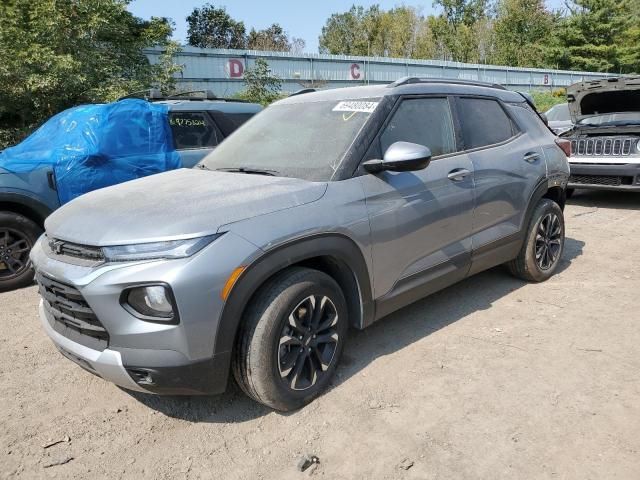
[233, 267, 348, 411]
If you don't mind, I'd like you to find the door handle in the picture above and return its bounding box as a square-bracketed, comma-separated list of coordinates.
[523, 152, 540, 163]
[447, 168, 471, 181]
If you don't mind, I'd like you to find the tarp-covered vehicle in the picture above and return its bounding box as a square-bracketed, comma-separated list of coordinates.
[561, 76, 640, 196]
[0, 96, 261, 291]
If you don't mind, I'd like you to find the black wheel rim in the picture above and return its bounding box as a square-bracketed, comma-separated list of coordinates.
[278, 295, 339, 391]
[0, 228, 32, 280]
[535, 213, 562, 271]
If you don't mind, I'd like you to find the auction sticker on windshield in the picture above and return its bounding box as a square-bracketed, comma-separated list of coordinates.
[333, 101, 379, 113]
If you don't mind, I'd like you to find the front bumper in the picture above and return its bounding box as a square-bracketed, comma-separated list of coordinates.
[41, 301, 231, 394]
[32, 232, 261, 395]
[568, 162, 640, 191]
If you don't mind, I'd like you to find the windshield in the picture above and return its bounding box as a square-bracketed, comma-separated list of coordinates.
[201, 99, 380, 181]
[545, 103, 570, 122]
[578, 112, 640, 127]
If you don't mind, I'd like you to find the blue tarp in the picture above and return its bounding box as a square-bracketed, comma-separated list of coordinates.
[0, 99, 182, 204]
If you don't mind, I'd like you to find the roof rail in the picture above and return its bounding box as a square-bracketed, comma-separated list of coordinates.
[118, 89, 228, 102]
[388, 76, 506, 90]
[289, 88, 317, 97]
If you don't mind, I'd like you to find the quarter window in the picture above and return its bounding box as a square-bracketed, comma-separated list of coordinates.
[380, 97, 457, 157]
[457, 98, 516, 149]
[169, 112, 221, 149]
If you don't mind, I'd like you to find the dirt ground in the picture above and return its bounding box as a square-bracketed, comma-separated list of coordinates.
[1, 190, 639, 480]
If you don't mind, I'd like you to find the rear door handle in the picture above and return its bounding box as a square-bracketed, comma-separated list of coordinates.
[447, 168, 471, 181]
[523, 152, 541, 163]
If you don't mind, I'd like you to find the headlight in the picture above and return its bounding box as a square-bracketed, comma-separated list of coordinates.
[102, 234, 221, 262]
[123, 285, 177, 322]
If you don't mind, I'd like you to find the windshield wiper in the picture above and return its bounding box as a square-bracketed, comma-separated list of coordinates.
[215, 167, 278, 176]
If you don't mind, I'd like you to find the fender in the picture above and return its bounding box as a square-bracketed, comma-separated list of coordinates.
[212, 233, 374, 358]
[0, 192, 53, 226]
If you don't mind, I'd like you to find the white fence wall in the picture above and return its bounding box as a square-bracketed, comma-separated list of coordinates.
[145, 46, 617, 96]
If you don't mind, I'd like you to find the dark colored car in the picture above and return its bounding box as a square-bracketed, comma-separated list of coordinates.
[0, 93, 261, 291]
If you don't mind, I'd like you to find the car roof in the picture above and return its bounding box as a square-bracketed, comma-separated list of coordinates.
[157, 100, 262, 114]
[276, 78, 525, 105]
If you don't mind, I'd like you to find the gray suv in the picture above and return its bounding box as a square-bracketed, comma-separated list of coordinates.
[32, 78, 570, 411]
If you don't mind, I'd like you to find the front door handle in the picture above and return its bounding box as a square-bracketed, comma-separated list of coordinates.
[447, 168, 471, 181]
[523, 152, 541, 163]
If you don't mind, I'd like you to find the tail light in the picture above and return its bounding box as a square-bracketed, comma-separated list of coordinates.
[555, 138, 571, 157]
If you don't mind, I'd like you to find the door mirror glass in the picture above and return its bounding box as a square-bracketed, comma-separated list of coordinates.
[363, 141, 432, 173]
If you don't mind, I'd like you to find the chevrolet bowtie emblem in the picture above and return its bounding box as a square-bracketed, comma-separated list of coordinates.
[49, 240, 64, 255]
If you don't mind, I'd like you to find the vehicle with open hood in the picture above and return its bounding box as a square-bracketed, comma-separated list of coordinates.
[561, 76, 640, 196]
[31, 78, 570, 410]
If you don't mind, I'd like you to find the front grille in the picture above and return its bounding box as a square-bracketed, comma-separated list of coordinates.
[37, 273, 109, 351]
[570, 136, 638, 157]
[46, 237, 105, 265]
[569, 174, 634, 186]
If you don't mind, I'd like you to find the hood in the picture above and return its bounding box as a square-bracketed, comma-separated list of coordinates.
[45, 168, 327, 246]
[567, 76, 640, 122]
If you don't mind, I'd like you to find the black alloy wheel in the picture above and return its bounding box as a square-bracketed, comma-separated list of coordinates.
[535, 212, 563, 271]
[0, 228, 32, 281]
[277, 294, 340, 391]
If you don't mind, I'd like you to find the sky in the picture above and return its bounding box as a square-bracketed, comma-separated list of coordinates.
[127, 0, 566, 54]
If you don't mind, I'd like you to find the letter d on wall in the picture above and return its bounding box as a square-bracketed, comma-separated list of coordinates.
[227, 59, 245, 78]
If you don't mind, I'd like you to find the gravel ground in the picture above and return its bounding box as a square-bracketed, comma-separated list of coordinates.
[1, 190, 639, 480]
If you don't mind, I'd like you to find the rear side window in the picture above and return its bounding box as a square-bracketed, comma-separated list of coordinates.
[169, 112, 221, 149]
[380, 97, 457, 157]
[210, 111, 255, 136]
[457, 98, 516, 149]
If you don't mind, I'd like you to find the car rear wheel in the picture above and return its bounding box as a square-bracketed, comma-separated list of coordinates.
[0, 212, 42, 292]
[232, 267, 348, 411]
[507, 199, 565, 282]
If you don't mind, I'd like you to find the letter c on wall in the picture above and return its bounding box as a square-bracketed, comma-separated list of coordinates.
[350, 63, 361, 80]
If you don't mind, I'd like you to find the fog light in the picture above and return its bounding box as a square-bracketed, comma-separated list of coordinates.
[125, 285, 176, 321]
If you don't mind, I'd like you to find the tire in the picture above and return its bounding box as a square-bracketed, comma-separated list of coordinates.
[0, 211, 42, 292]
[565, 188, 575, 199]
[507, 199, 565, 283]
[232, 267, 349, 411]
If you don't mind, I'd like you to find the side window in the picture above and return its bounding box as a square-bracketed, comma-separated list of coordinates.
[380, 97, 457, 157]
[169, 112, 221, 150]
[457, 98, 516, 149]
[209, 111, 255, 136]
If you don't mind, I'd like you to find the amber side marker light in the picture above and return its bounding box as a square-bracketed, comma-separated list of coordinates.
[221, 266, 246, 301]
[555, 138, 571, 157]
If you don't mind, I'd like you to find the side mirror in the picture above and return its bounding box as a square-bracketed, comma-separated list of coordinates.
[363, 141, 432, 174]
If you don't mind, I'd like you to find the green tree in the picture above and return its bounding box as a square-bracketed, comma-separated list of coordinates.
[319, 4, 430, 59]
[429, 0, 490, 62]
[247, 24, 291, 51]
[491, 0, 556, 67]
[553, 0, 628, 72]
[0, 0, 178, 146]
[186, 4, 246, 49]
[236, 59, 282, 105]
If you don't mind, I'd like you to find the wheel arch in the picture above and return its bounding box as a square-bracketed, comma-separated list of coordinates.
[213, 233, 374, 357]
[0, 193, 52, 228]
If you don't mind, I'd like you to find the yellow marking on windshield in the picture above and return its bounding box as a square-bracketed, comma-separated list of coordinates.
[342, 112, 357, 121]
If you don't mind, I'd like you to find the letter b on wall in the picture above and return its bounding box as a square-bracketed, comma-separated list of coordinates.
[227, 59, 245, 78]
